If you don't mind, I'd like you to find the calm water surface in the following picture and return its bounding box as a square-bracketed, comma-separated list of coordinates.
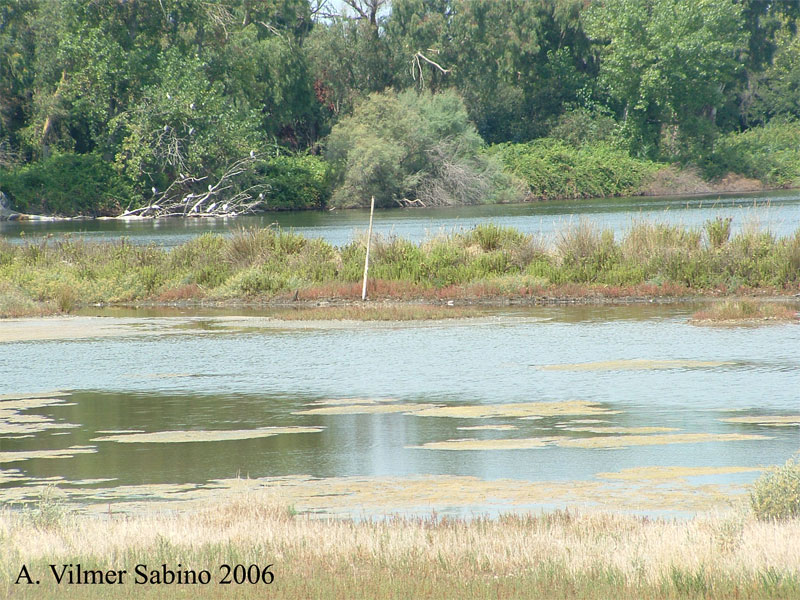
[1, 305, 798, 516]
[2, 190, 799, 247]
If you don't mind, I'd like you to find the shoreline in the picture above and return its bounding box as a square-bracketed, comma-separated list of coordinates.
[2, 289, 799, 322]
[1, 184, 796, 222]
[1, 296, 797, 342]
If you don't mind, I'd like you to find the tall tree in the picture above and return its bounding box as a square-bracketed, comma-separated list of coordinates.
[387, 0, 596, 142]
[585, 0, 746, 159]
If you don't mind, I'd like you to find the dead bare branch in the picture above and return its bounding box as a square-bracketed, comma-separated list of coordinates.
[341, 0, 388, 25]
[310, 0, 337, 21]
[411, 51, 451, 89]
[120, 153, 271, 219]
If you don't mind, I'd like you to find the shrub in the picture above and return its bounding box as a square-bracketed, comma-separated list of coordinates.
[325, 90, 522, 208]
[750, 457, 800, 521]
[488, 140, 659, 200]
[0, 152, 134, 216]
[257, 154, 332, 210]
[708, 121, 800, 186]
[546, 107, 621, 148]
[705, 217, 732, 249]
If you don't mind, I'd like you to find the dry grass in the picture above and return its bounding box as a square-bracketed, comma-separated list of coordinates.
[2, 495, 799, 599]
[692, 300, 798, 324]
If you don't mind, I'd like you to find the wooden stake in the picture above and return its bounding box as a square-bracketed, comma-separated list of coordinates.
[361, 196, 375, 301]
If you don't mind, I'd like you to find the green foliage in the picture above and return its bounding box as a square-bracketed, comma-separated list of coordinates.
[546, 108, 622, 148]
[1, 222, 800, 314]
[585, 0, 746, 159]
[746, 30, 800, 126]
[258, 154, 332, 210]
[707, 121, 800, 186]
[705, 218, 732, 250]
[111, 48, 259, 194]
[0, 152, 133, 215]
[387, 0, 596, 143]
[305, 17, 394, 129]
[489, 140, 659, 200]
[2, 0, 800, 214]
[751, 457, 800, 521]
[326, 89, 520, 208]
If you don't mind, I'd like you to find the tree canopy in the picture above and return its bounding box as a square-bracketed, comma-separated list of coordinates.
[1, 0, 799, 213]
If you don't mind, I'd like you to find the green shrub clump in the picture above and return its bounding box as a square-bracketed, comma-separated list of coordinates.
[325, 89, 523, 208]
[0, 152, 133, 216]
[258, 154, 332, 210]
[708, 121, 800, 186]
[488, 139, 660, 200]
[750, 457, 800, 521]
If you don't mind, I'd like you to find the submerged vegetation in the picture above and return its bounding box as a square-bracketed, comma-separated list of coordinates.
[2, 495, 800, 599]
[1, 220, 799, 316]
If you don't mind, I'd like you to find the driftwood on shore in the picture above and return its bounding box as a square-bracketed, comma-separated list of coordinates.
[119, 153, 269, 219]
[0, 191, 59, 222]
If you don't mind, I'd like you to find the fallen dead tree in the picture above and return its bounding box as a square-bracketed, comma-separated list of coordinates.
[119, 153, 270, 218]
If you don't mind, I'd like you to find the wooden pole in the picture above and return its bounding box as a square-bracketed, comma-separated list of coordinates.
[361, 196, 375, 301]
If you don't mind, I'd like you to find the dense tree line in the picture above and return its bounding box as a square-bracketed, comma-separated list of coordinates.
[0, 0, 799, 215]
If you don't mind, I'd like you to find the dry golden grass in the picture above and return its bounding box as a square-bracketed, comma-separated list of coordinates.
[2, 494, 800, 599]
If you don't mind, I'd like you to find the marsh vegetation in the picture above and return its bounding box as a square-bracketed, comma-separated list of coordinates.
[3, 481, 800, 600]
[1, 219, 799, 317]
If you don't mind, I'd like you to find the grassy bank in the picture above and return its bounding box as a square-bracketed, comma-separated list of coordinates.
[1, 220, 799, 317]
[2, 495, 800, 600]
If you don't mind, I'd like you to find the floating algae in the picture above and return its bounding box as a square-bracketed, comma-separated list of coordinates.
[52, 474, 752, 517]
[565, 426, 680, 434]
[0, 446, 97, 464]
[411, 400, 615, 419]
[538, 359, 734, 372]
[596, 466, 764, 481]
[558, 433, 769, 449]
[0, 395, 78, 435]
[293, 403, 432, 416]
[411, 432, 769, 451]
[0, 469, 27, 484]
[91, 426, 324, 443]
[306, 398, 396, 406]
[411, 437, 560, 450]
[722, 415, 800, 426]
[456, 425, 518, 431]
[0, 391, 70, 401]
[95, 429, 145, 434]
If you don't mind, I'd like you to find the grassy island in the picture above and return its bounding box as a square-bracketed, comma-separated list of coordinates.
[1, 220, 799, 318]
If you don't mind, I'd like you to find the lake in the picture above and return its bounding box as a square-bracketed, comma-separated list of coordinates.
[1, 304, 798, 518]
